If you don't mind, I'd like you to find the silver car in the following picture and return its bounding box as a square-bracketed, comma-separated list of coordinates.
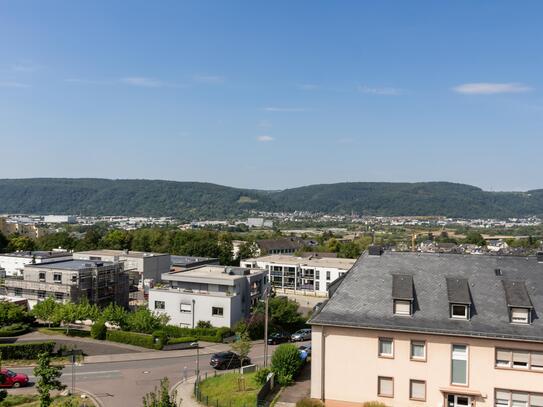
[291, 328, 311, 342]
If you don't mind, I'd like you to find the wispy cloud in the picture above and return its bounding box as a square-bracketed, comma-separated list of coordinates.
[0, 81, 30, 88]
[11, 63, 40, 73]
[256, 135, 275, 142]
[121, 77, 164, 88]
[263, 107, 308, 112]
[193, 74, 224, 84]
[453, 82, 532, 95]
[357, 85, 403, 95]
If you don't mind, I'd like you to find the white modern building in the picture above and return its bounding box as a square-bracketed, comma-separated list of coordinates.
[241, 254, 356, 296]
[148, 265, 266, 328]
[0, 250, 73, 277]
[43, 215, 77, 224]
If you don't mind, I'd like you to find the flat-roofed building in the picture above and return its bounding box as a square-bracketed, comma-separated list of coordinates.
[241, 254, 356, 296]
[4, 260, 129, 308]
[0, 250, 73, 277]
[170, 255, 219, 272]
[148, 265, 266, 328]
[310, 250, 543, 407]
[73, 249, 170, 288]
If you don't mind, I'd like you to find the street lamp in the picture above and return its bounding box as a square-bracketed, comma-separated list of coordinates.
[191, 341, 200, 385]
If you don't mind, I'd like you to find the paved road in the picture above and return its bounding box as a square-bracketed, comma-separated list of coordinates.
[8, 341, 310, 407]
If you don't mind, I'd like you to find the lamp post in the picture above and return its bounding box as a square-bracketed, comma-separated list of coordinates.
[192, 299, 196, 329]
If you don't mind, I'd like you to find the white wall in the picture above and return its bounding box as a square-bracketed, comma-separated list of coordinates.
[148, 289, 242, 328]
[0, 254, 73, 277]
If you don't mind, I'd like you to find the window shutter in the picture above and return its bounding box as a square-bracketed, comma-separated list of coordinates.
[513, 351, 530, 364]
[379, 377, 393, 396]
[531, 352, 543, 368]
[511, 308, 529, 322]
[497, 349, 512, 362]
[394, 300, 411, 315]
[410, 381, 425, 399]
[530, 394, 543, 407]
[496, 390, 511, 401]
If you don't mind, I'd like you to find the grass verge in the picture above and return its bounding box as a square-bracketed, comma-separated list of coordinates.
[0, 394, 94, 406]
[198, 372, 260, 407]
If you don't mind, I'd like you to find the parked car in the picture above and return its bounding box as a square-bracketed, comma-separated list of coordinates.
[291, 328, 311, 342]
[298, 344, 312, 357]
[0, 369, 29, 388]
[267, 332, 290, 345]
[210, 352, 251, 370]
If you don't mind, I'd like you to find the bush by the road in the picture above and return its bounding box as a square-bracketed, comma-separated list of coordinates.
[91, 320, 107, 340]
[0, 341, 55, 360]
[166, 336, 197, 345]
[296, 399, 324, 407]
[0, 323, 30, 337]
[161, 325, 233, 343]
[106, 330, 161, 350]
[271, 343, 303, 386]
[254, 368, 271, 386]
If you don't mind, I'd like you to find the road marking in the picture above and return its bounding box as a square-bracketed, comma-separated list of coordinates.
[27, 370, 122, 380]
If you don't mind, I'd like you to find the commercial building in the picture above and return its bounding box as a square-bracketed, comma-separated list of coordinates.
[43, 215, 77, 224]
[255, 237, 306, 255]
[241, 254, 356, 296]
[0, 250, 73, 277]
[310, 250, 543, 407]
[148, 265, 266, 328]
[4, 260, 129, 308]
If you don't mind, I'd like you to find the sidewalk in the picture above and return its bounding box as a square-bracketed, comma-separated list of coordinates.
[84, 342, 231, 364]
[275, 363, 311, 407]
[171, 375, 199, 407]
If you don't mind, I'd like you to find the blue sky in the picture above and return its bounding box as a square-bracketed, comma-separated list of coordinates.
[1, 1, 542, 191]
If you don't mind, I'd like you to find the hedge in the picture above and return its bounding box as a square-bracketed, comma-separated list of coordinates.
[161, 326, 233, 343]
[167, 336, 197, 345]
[106, 330, 161, 350]
[0, 323, 30, 337]
[0, 341, 55, 360]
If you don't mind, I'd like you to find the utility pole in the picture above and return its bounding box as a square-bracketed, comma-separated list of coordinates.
[263, 284, 270, 367]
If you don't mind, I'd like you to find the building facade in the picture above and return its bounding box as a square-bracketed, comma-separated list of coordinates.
[241, 254, 355, 296]
[0, 250, 73, 277]
[148, 265, 266, 328]
[310, 251, 543, 407]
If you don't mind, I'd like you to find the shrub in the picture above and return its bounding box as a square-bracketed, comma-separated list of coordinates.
[0, 341, 55, 360]
[271, 344, 302, 386]
[196, 320, 212, 328]
[254, 368, 271, 386]
[0, 323, 30, 337]
[362, 402, 388, 407]
[106, 330, 161, 350]
[91, 320, 107, 340]
[161, 325, 233, 343]
[296, 399, 324, 407]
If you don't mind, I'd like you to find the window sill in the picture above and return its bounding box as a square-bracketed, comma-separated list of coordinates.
[410, 357, 427, 363]
[377, 394, 394, 399]
[409, 398, 426, 402]
[378, 355, 394, 359]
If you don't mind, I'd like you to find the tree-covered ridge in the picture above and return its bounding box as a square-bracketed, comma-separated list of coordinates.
[0, 178, 542, 219]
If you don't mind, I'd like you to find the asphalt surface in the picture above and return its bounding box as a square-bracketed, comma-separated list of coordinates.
[7, 340, 310, 407]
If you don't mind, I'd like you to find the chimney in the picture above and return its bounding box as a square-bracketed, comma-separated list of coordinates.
[368, 245, 383, 256]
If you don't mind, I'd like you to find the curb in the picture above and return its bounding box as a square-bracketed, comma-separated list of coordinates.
[74, 387, 105, 407]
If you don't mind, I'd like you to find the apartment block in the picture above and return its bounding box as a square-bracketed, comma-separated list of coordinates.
[4, 260, 129, 308]
[0, 250, 73, 277]
[148, 265, 266, 328]
[241, 254, 355, 296]
[310, 250, 543, 407]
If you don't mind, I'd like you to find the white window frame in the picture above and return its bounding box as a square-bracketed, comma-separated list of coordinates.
[410, 340, 426, 361]
[451, 304, 469, 320]
[377, 376, 394, 398]
[451, 344, 469, 386]
[511, 307, 530, 324]
[378, 337, 394, 358]
[393, 299, 411, 316]
[212, 306, 224, 317]
[180, 303, 192, 313]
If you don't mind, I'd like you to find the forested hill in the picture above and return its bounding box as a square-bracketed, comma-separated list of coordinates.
[0, 178, 542, 219]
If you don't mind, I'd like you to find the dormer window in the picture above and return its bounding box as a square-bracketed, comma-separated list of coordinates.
[451, 304, 469, 320]
[502, 280, 533, 325]
[511, 307, 530, 324]
[446, 278, 472, 321]
[392, 274, 414, 316]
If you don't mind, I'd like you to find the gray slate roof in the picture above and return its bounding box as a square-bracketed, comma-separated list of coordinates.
[446, 278, 472, 304]
[310, 251, 543, 343]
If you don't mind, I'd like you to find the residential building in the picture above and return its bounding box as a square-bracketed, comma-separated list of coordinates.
[255, 237, 306, 255]
[310, 250, 543, 407]
[148, 265, 266, 328]
[73, 249, 170, 288]
[0, 250, 73, 277]
[241, 254, 355, 296]
[4, 260, 129, 308]
[170, 255, 219, 271]
[0, 217, 45, 239]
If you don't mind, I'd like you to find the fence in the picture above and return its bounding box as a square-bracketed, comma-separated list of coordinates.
[193, 367, 276, 407]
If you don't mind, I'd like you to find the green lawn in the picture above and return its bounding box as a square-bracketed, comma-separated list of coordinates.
[197, 372, 260, 407]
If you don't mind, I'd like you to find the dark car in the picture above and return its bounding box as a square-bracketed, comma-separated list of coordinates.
[0, 368, 29, 388]
[267, 332, 290, 345]
[210, 351, 251, 370]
